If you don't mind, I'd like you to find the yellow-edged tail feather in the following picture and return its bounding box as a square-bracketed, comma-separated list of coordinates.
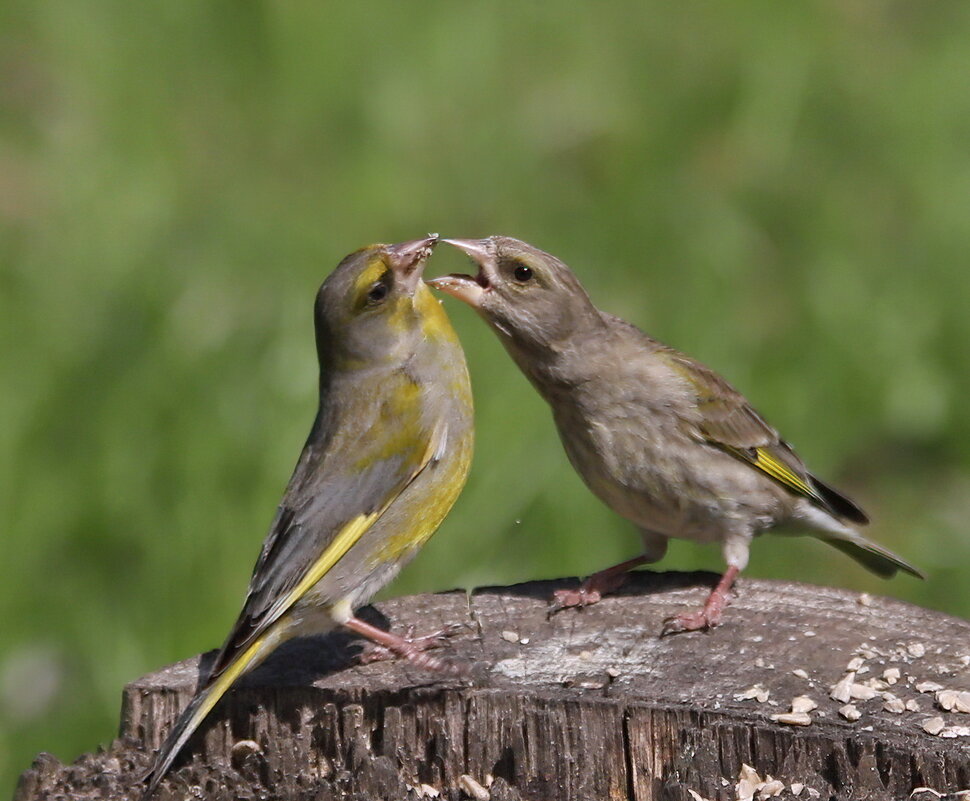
[142, 429, 446, 797]
[140, 628, 281, 800]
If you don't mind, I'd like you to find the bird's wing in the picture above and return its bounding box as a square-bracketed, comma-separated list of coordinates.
[657, 349, 825, 502]
[207, 377, 446, 680]
[140, 392, 448, 797]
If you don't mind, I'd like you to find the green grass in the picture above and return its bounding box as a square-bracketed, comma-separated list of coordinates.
[3, 1, 970, 794]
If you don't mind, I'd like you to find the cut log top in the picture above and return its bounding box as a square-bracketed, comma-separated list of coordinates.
[16, 573, 970, 801]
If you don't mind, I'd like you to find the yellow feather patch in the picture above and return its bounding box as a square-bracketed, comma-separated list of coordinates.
[351, 377, 422, 470]
[352, 258, 390, 298]
[414, 283, 460, 342]
[368, 421, 470, 565]
[369, 458, 468, 563]
[751, 447, 814, 497]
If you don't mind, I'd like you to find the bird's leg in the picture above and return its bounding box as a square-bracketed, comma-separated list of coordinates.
[660, 565, 740, 636]
[344, 617, 466, 673]
[550, 554, 653, 612]
[356, 622, 466, 664]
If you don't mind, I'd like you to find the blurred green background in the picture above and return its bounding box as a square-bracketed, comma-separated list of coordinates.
[3, 0, 970, 793]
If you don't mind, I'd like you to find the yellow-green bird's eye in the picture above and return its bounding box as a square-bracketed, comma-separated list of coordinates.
[366, 281, 390, 305]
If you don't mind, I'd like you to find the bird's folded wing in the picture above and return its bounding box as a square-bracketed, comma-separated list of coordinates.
[661, 350, 822, 502]
[206, 402, 447, 681]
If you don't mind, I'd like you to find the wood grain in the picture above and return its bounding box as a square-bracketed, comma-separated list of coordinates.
[15, 572, 970, 800]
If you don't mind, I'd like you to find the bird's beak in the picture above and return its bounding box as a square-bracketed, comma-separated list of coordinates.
[426, 238, 494, 309]
[442, 237, 492, 264]
[384, 234, 439, 294]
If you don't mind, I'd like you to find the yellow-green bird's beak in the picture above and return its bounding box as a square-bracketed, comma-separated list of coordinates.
[385, 234, 439, 294]
[425, 238, 493, 309]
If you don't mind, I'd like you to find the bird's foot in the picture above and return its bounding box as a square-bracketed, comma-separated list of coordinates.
[549, 586, 604, 613]
[660, 565, 739, 636]
[356, 622, 468, 673]
[548, 555, 651, 616]
[660, 605, 724, 635]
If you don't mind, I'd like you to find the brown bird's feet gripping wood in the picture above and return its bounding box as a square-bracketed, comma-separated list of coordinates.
[549, 554, 653, 611]
[660, 565, 741, 635]
[16, 572, 970, 801]
[551, 561, 742, 638]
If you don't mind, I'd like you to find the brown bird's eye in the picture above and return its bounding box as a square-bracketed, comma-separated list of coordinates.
[513, 264, 533, 283]
[366, 282, 389, 304]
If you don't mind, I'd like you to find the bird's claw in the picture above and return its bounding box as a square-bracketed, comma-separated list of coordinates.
[660, 608, 722, 636]
[548, 586, 603, 616]
[660, 593, 730, 636]
[358, 622, 469, 668]
[659, 567, 738, 636]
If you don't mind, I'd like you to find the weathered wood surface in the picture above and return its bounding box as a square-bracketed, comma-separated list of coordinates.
[16, 572, 970, 801]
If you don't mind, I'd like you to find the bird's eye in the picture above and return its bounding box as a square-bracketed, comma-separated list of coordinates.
[513, 264, 533, 283]
[366, 282, 389, 305]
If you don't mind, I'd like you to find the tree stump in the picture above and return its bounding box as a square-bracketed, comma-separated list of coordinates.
[15, 572, 970, 801]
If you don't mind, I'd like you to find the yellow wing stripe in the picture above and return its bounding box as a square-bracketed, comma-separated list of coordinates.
[145, 426, 448, 797]
[182, 513, 386, 745]
[271, 425, 444, 620]
[268, 423, 445, 631]
[273, 511, 380, 617]
[751, 447, 815, 497]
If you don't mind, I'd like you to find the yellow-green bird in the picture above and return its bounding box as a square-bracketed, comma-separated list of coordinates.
[141, 236, 473, 798]
[429, 235, 920, 635]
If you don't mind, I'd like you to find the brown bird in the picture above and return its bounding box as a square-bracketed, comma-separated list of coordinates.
[429, 235, 921, 635]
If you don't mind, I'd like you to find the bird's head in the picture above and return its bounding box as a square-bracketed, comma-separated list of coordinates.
[428, 235, 601, 351]
[315, 235, 447, 369]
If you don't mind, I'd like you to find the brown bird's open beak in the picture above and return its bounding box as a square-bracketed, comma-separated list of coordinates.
[384, 234, 439, 294]
[425, 238, 494, 309]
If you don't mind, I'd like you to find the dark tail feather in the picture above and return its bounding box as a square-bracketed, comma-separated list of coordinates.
[810, 474, 869, 525]
[138, 628, 275, 800]
[139, 688, 212, 800]
[823, 536, 924, 580]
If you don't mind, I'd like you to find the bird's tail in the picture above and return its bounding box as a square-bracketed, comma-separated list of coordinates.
[821, 534, 924, 579]
[793, 501, 923, 580]
[140, 628, 281, 800]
